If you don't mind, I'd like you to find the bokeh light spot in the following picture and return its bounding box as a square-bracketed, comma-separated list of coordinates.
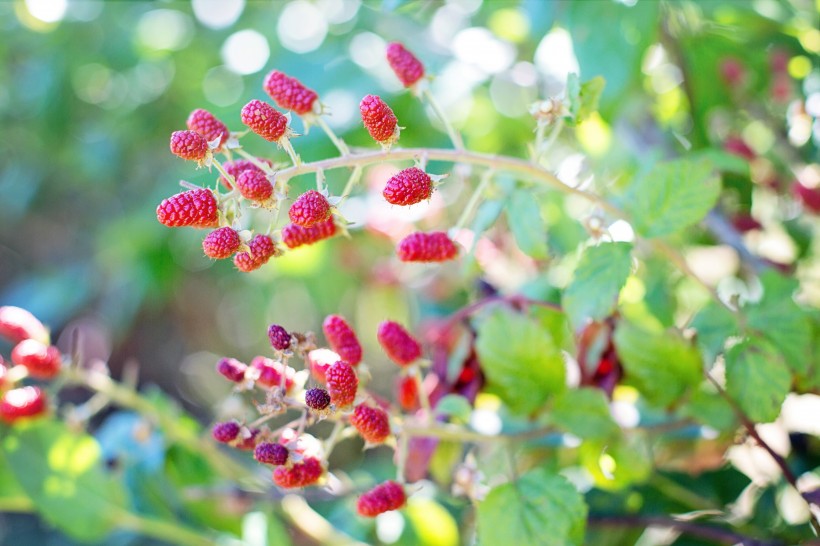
[277, 0, 328, 53]
[136, 10, 194, 53]
[192, 0, 244, 29]
[202, 66, 244, 107]
[221, 29, 270, 75]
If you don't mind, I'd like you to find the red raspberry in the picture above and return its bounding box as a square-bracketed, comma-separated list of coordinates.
[383, 167, 433, 206]
[350, 404, 391, 444]
[11, 339, 61, 379]
[272, 456, 323, 488]
[794, 181, 820, 214]
[254, 442, 289, 465]
[386, 42, 425, 88]
[396, 375, 418, 411]
[307, 348, 340, 383]
[304, 388, 331, 412]
[322, 315, 362, 366]
[202, 227, 241, 259]
[212, 421, 241, 443]
[267, 324, 291, 351]
[220, 158, 272, 189]
[356, 481, 406, 517]
[0, 386, 47, 423]
[360, 95, 399, 145]
[216, 357, 247, 383]
[325, 361, 358, 409]
[234, 252, 261, 272]
[241, 99, 288, 142]
[289, 190, 331, 227]
[235, 170, 274, 203]
[0, 306, 49, 344]
[186, 108, 229, 151]
[170, 130, 209, 162]
[156, 188, 219, 229]
[281, 218, 337, 249]
[263, 70, 319, 115]
[377, 321, 422, 366]
[249, 234, 278, 263]
[251, 356, 295, 391]
[235, 428, 260, 451]
[397, 232, 458, 262]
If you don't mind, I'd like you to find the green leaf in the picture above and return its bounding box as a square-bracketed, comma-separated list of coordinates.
[549, 388, 619, 440]
[746, 273, 811, 374]
[690, 300, 739, 365]
[1, 419, 128, 542]
[477, 468, 587, 546]
[435, 394, 473, 423]
[563, 242, 632, 327]
[476, 307, 566, 414]
[429, 441, 462, 486]
[725, 339, 791, 423]
[576, 77, 605, 122]
[682, 383, 737, 432]
[614, 321, 702, 407]
[530, 305, 575, 353]
[579, 435, 652, 491]
[621, 158, 721, 238]
[507, 190, 549, 259]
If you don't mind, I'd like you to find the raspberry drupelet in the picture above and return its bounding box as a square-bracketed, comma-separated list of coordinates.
[325, 361, 358, 409]
[289, 190, 331, 228]
[322, 315, 363, 366]
[186, 108, 229, 151]
[156, 188, 219, 229]
[263, 70, 319, 115]
[377, 320, 423, 366]
[386, 42, 425, 88]
[202, 227, 242, 259]
[383, 167, 433, 206]
[169, 130, 209, 163]
[357, 481, 407, 517]
[350, 403, 391, 444]
[360, 94, 399, 146]
[281, 218, 337, 249]
[397, 231, 458, 262]
[241, 99, 289, 142]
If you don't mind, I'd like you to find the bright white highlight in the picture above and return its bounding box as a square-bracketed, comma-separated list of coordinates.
[25, 0, 67, 23]
[277, 1, 328, 53]
[192, 0, 245, 29]
[221, 30, 270, 75]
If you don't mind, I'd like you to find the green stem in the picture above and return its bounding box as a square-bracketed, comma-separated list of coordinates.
[338, 165, 362, 203]
[234, 148, 275, 174]
[401, 424, 553, 443]
[280, 137, 301, 166]
[649, 474, 718, 512]
[453, 169, 493, 232]
[210, 158, 235, 189]
[314, 115, 350, 156]
[116, 510, 214, 546]
[422, 88, 465, 150]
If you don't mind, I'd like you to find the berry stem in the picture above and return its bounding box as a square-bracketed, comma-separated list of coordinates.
[280, 137, 301, 166]
[421, 88, 465, 150]
[396, 430, 409, 484]
[533, 118, 564, 164]
[210, 158, 236, 188]
[338, 165, 363, 204]
[322, 419, 345, 458]
[314, 115, 350, 156]
[234, 148, 276, 175]
[411, 368, 432, 425]
[452, 169, 494, 232]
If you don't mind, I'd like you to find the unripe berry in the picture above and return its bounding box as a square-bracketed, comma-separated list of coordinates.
[350, 404, 391, 444]
[0, 306, 50, 345]
[251, 356, 295, 391]
[220, 158, 272, 189]
[216, 357, 247, 383]
[186, 108, 229, 151]
[170, 130, 209, 162]
[357, 481, 406, 517]
[235, 170, 274, 203]
[322, 315, 363, 366]
[272, 456, 323, 488]
[304, 387, 331, 411]
[254, 442, 289, 465]
[11, 339, 62, 379]
[289, 190, 331, 228]
[241, 99, 288, 142]
[156, 188, 219, 229]
[397, 232, 458, 262]
[281, 218, 337, 249]
[202, 227, 241, 259]
[0, 386, 47, 423]
[377, 321, 422, 366]
[325, 361, 358, 409]
[267, 324, 291, 351]
[386, 42, 425, 88]
[360, 95, 399, 145]
[212, 421, 241, 443]
[263, 70, 319, 115]
[383, 167, 433, 206]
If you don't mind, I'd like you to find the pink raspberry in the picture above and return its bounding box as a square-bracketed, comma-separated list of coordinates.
[377, 321, 422, 366]
[186, 109, 229, 151]
[0, 306, 49, 344]
[397, 231, 458, 262]
[0, 386, 47, 424]
[254, 442, 289, 465]
[202, 227, 241, 259]
[235, 170, 274, 203]
[216, 357, 247, 382]
[248, 234, 278, 263]
[325, 361, 358, 409]
[356, 481, 407, 517]
[251, 356, 295, 391]
[156, 188, 219, 229]
[272, 456, 323, 488]
[289, 190, 331, 227]
[233, 252, 260, 272]
[263, 70, 319, 115]
[322, 315, 362, 366]
[307, 348, 340, 383]
[281, 218, 337, 249]
[220, 158, 272, 189]
[360, 95, 399, 145]
[396, 375, 418, 411]
[169, 130, 209, 162]
[11, 339, 61, 379]
[386, 42, 425, 88]
[349, 404, 391, 444]
[241, 99, 288, 142]
[267, 324, 291, 351]
[383, 167, 433, 206]
[212, 421, 241, 443]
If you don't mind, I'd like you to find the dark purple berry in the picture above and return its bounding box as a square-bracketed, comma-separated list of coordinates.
[254, 442, 289, 465]
[212, 421, 240, 443]
[217, 358, 247, 382]
[267, 324, 291, 351]
[305, 388, 331, 411]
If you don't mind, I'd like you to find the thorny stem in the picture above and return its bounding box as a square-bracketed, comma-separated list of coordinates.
[280, 137, 301, 166]
[588, 515, 783, 546]
[452, 169, 494, 232]
[234, 148, 276, 175]
[338, 165, 363, 204]
[421, 88, 465, 150]
[210, 157, 235, 189]
[314, 115, 350, 156]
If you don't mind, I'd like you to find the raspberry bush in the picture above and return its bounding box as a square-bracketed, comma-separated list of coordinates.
[2, 2, 820, 546]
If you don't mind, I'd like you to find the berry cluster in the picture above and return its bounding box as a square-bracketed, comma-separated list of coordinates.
[0, 306, 60, 423]
[155, 42, 460, 274]
[211, 315, 429, 516]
